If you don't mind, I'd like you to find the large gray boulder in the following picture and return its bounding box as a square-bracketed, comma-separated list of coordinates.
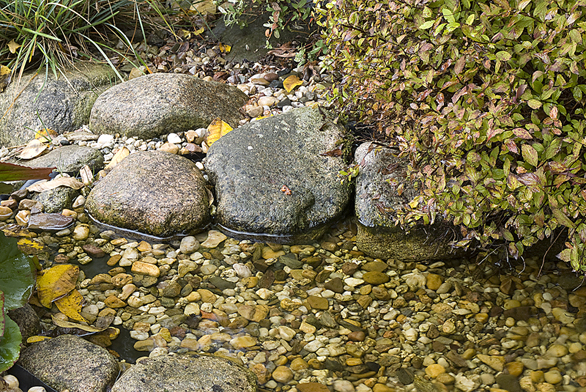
[355, 142, 462, 261]
[19, 334, 118, 392]
[89, 73, 248, 139]
[111, 354, 257, 392]
[0, 63, 118, 147]
[85, 151, 210, 238]
[205, 107, 351, 243]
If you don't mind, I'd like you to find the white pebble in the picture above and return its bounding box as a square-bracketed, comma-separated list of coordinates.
[3, 375, 18, 389]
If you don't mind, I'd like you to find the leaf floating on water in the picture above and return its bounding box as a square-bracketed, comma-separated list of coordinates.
[17, 238, 47, 255]
[17, 139, 47, 160]
[206, 118, 233, 147]
[27, 177, 84, 193]
[37, 265, 79, 308]
[55, 289, 86, 322]
[283, 74, 303, 93]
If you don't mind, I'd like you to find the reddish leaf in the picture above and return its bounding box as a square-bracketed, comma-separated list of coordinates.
[321, 149, 343, 157]
[0, 162, 54, 182]
[512, 128, 533, 139]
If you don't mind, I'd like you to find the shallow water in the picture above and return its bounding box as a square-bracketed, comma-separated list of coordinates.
[64, 217, 586, 392]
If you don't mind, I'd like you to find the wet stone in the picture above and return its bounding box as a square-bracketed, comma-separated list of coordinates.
[324, 277, 344, 293]
[28, 213, 74, 231]
[19, 335, 118, 392]
[209, 276, 237, 290]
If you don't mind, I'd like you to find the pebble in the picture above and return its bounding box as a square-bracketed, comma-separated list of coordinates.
[272, 366, 293, 383]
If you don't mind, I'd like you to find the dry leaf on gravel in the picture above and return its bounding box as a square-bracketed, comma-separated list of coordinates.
[206, 118, 233, 147]
[283, 74, 303, 93]
[27, 177, 84, 192]
[37, 264, 79, 308]
[17, 139, 47, 160]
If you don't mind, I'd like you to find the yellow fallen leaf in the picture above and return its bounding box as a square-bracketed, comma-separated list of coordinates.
[52, 315, 104, 333]
[105, 147, 130, 170]
[17, 238, 47, 255]
[27, 336, 52, 343]
[219, 43, 231, 53]
[37, 264, 79, 308]
[189, 0, 216, 15]
[17, 139, 47, 160]
[35, 128, 57, 142]
[283, 74, 303, 93]
[7, 40, 20, 54]
[206, 118, 233, 147]
[55, 289, 86, 322]
[27, 177, 84, 193]
[0, 65, 11, 76]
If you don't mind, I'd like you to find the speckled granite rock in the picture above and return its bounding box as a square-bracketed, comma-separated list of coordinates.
[21, 145, 104, 174]
[18, 335, 118, 392]
[205, 107, 351, 243]
[354, 142, 462, 261]
[111, 354, 257, 392]
[0, 64, 118, 147]
[85, 151, 210, 238]
[89, 73, 248, 139]
[33, 187, 78, 213]
[7, 304, 40, 342]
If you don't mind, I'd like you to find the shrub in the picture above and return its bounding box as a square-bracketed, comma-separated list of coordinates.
[318, 0, 586, 272]
[219, 0, 314, 47]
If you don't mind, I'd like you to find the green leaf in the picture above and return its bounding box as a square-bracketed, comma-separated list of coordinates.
[527, 99, 542, 109]
[521, 144, 539, 167]
[419, 20, 434, 29]
[0, 315, 21, 372]
[0, 232, 36, 310]
[552, 208, 575, 229]
[496, 51, 511, 61]
[0, 292, 4, 338]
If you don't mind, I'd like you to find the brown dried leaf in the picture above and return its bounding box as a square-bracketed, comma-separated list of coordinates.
[18, 139, 47, 160]
[27, 177, 84, 193]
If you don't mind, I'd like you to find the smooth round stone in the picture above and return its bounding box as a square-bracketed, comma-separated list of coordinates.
[86, 151, 210, 238]
[425, 364, 445, 378]
[180, 236, 199, 254]
[167, 133, 182, 144]
[72, 224, 90, 240]
[362, 271, 389, 285]
[546, 344, 568, 358]
[271, 366, 293, 383]
[543, 370, 562, 384]
[505, 361, 524, 377]
[333, 379, 355, 392]
[230, 336, 257, 349]
[426, 273, 443, 290]
[348, 330, 366, 342]
[0, 206, 13, 220]
[307, 296, 329, 310]
[290, 358, 309, 371]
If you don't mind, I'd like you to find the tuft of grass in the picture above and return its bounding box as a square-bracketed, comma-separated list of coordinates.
[0, 0, 170, 84]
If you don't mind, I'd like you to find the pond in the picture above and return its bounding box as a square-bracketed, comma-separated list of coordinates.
[56, 217, 586, 392]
